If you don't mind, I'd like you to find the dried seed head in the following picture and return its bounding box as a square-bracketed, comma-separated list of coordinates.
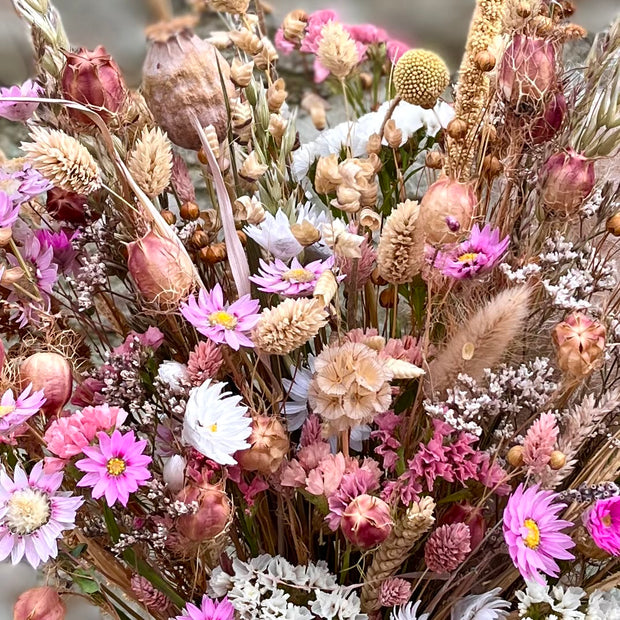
[317, 21, 360, 80]
[367, 133, 382, 156]
[291, 220, 321, 246]
[161, 209, 176, 225]
[236, 415, 290, 475]
[229, 29, 263, 55]
[507, 445, 525, 467]
[234, 196, 265, 225]
[239, 151, 268, 182]
[253, 38, 278, 71]
[474, 50, 496, 72]
[127, 126, 173, 198]
[313, 269, 338, 306]
[198, 243, 227, 264]
[393, 49, 450, 109]
[180, 201, 200, 221]
[425, 151, 443, 169]
[606, 212, 620, 236]
[282, 9, 308, 44]
[315, 154, 341, 195]
[267, 78, 288, 113]
[482, 154, 502, 178]
[446, 118, 469, 140]
[230, 58, 254, 87]
[200, 208, 220, 232]
[553, 312, 606, 378]
[22, 127, 101, 195]
[360, 208, 381, 231]
[384, 119, 403, 149]
[268, 114, 287, 145]
[208, 0, 250, 14]
[549, 450, 566, 470]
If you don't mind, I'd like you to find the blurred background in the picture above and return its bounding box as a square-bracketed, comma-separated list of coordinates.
[0, 0, 618, 86]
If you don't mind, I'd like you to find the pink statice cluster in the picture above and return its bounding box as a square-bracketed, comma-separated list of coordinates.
[275, 10, 409, 82]
[370, 410, 402, 472]
[522, 412, 559, 474]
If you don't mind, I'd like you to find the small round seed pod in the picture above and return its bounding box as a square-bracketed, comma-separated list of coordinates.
[379, 287, 396, 308]
[199, 243, 227, 264]
[446, 118, 469, 141]
[474, 50, 496, 72]
[507, 445, 524, 467]
[425, 151, 443, 169]
[180, 201, 200, 220]
[161, 209, 176, 225]
[606, 212, 620, 236]
[549, 450, 566, 470]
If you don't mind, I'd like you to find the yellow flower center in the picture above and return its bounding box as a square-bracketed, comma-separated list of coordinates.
[6, 489, 50, 534]
[209, 423, 218, 433]
[0, 404, 16, 418]
[523, 518, 540, 550]
[282, 268, 316, 284]
[458, 252, 479, 263]
[208, 311, 238, 330]
[106, 457, 127, 477]
[602, 514, 613, 527]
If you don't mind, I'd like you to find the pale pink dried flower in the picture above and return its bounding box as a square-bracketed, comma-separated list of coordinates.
[305, 452, 348, 497]
[186, 340, 224, 386]
[424, 523, 471, 573]
[378, 577, 412, 607]
[171, 152, 196, 203]
[335, 227, 377, 289]
[522, 412, 559, 474]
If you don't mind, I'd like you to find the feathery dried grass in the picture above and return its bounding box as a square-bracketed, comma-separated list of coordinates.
[428, 285, 530, 392]
[127, 126, 173, 198]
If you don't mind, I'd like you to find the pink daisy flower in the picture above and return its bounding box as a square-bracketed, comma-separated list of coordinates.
[0, 384, 46, 436]
[0, 162, 51, 206]
[76, 430, 152, 507]
[0, 462, 83, 568]
[584, 497, 620, 556]
[175, 595, 235, 620]
[503, 483, 575, 584]
[436, 224, 509, 279]
[180, 283, 261, 351]
[250, 256, 335, 296]
[0, 79, 41, 122]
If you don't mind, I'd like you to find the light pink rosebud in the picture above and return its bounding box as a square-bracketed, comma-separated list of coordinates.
[553, 312, 606, 378]
[14, 586, 65, 620]
[61, 45, 127, 124]
[540, 149, 595, 216]
[175, 480, 230, 541]
[499, 35, 557, 108]
[439, 503, 487, 550]
[340, 494, 393, 549]
[19, 352, 73, 417]
[419, 176, 477, 245]
[530, 91, 566, 144]
[127, 231, 194, 308]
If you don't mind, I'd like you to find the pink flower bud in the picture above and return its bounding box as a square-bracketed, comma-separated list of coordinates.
[236, 415, 290, 475]
[14, 586, 66, 620]
[340, 494, 393, 549]
[420, 177, 477, 245]
[127, 231, 195, 308]
[46, 188, 88, 225]
[540, 149, 595, 216]
[499, 35, 557, 109]
[439, 503, 487, 550]
[553, 312, 606, 378]
[175, 481, 230, 541]
[530, 91, 566, 144]
[19, 352, 73, 417]
[61, 45, 127, 124]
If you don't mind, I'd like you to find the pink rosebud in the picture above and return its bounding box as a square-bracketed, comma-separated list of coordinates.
[19, 352, 72, 417]
[340, 494, 393, 549]
[14, 586, 65, 620]
[175, 480, 230, 541]
[530, 91, 566, 144]
[584, 497, 620, 556]
[540, 149, 595, 216]
[439, 503, 487, 550]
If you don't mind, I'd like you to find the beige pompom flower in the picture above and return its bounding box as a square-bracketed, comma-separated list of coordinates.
[377, 200, 425, 284]
[393, 49, 450, 109]
[128, 126, 173, 198]
[252, 298, 328, 355]
[22, 127, 101, 194]
[308, 341, 392, 434]
[317, 22, 359, 80]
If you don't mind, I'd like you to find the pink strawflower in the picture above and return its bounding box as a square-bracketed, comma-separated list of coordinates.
[305, 452, 348, 497]
[522, 412, 559, 474]
[326, 466, 380, 530]
[0, 191, 20, 228]
[346, 23, 388, 45]
[180, 283, 261, 350]
[379, 577, 412, 607]
[76, 429, 152, 506]
[175, 595, 235, 620]
[503, 483, 575, 584]
[424, 523, 471, 573]
[436, 224, 509, 279]
[0, 80, 41, 121]
[0, 462, 83, 568]
[386, 39, 409, 63]
[250, 256, 335, 297]
[0, 384, 46, 436]
[187, 340, 224, 386]
[44, 404, 128, 459]
[300, 10, 339, 54]
[0, 162, 51, 205]
[584, 497, 620, 556]
[34, 229, 79, 275]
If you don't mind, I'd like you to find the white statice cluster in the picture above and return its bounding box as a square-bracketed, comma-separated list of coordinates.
[425, 359, 557, 437]
[585, 588, 620, 619]
[208, 554, 368, 619]
[579, 188, 603, 218]
[516, 581, 586, 619]
[291, 99, 454, 180]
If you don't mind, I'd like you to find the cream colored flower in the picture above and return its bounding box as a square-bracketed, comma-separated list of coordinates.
[321, 219, 365, 259]
[317, 22, 359, 80]
[128, 126, 173, 197]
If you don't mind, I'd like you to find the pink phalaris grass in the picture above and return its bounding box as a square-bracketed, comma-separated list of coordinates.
[171, 152, 196, 204]
[378, 577, 412, 607]
[187, 340, 224, 386]
[424, 523, 471, 573]
[584, 497, 620, 556]
[131, 575, 170, 613]
[522, 412, 559, 474]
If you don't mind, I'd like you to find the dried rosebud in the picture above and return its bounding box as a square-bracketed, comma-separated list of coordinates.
[127, 231, 195, 308]
[176, 480, 230, 541]
[61, 45, 127, 125]
[236, 415, 289, 475]
[529, 91, 566, 144]
[540, 148, 595, 216]
[507, 445, 524, 467]
[419, 176, 477, 245]
[553, 312, 606, 378]
[45, 188, 88, 225]
[340, 494, 393, 549]
[19, 352, 72, 417]
[499, 35, 556, 109]
[439, 503, 486, 550]
[14, 586, 65, 620]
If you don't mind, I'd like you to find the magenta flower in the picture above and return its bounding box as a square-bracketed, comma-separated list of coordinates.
[76, 430, 152, 507]
[436, 224, 509, 279]
[0, 163, 51, 205]
[0, 80, 41, 122]
[250, 256, 335, 296]
[180, 283, 261, 351]
[0, 384, 46, 436]
[175, 595, 235, 620]
[386, 39, 409, 63]
[503, 483, 575, 584]
[585, 497, 620, 556]
[35, 229, 79, 275]
[0, 462, 83, 568]
[0, 191, 19, 228]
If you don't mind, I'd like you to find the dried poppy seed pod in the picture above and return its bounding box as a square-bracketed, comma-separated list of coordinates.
[419, 176, 477, 245]
[530, 91, 566, 144]
[540, 149, 595, 216]
[127, 231, 195, 308]
[340, 494, 393, 549]
[176, 481, 230, 541]
[14, 586, 65, 620]
[61, 45, 127, 125]
[142, 17, 236, 150]
[498, 35, 556, 109]
[606, 212, 620, 236]
[19, 352, 73, 417]
[553, 312, 606, 379]
[236, 415, 289, 475]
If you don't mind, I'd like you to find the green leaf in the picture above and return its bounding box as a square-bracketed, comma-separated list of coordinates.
[103, 505, 120, 543]
[394, 385, 416, 414]
[74, 569, 100, 594]
[70, 543, 87, 558]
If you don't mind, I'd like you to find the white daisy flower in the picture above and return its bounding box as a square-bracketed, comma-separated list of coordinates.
[586, 588, 620, 620]
[245, 209, 303, 261]
[451, 588, 510, 620]
[182, 379, 252, 465]
[391, 600, 429, 620]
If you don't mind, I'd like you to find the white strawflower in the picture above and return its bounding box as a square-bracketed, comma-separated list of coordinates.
[452, 588, 510, 620]
[391, 601, 430, 620]
[245, 209, 302, 261]
[157, 361, 190, 392]
[586, 588, 620, 619]
[162, 454, 186, 493]
[551, 585, 586, 620]
[182, 379, 252, 465]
